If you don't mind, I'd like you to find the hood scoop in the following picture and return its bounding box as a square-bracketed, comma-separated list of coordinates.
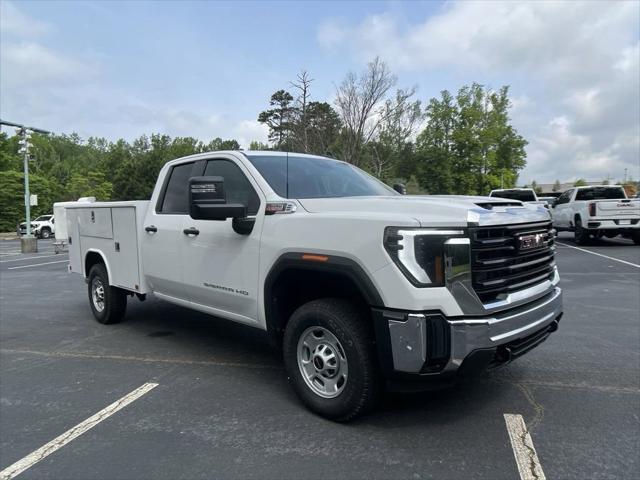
[475, 201, 522, 210]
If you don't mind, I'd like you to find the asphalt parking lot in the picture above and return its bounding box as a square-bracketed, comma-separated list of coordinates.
[1, 235, 638, 480]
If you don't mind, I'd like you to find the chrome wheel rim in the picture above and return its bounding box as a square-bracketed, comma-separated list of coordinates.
[297, 326, 348, 398]
[91, 278, 105, 312]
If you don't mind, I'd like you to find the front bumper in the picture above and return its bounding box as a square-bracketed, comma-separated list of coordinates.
[372, 287, 563, 389]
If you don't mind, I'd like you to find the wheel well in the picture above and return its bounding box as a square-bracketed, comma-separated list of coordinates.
[266, 268, 371, 344]
[85, 251, 105, 278]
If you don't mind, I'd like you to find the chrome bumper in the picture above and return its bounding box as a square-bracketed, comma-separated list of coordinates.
[385, 287, 563, 374]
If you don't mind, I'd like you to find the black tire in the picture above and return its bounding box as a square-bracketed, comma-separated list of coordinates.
[632, 232, 640, 246]
[39, 228, 51, 239]
[87, 264, 127, 324]
[574, 218, 590, 245]
[283, 298, 381, 422]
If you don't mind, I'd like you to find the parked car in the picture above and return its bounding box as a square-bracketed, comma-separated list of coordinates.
[551, 185, 640, 244]
[63, 151, 563, 421]
[489, 188, 549, 208]
[18, 214, 55, 239]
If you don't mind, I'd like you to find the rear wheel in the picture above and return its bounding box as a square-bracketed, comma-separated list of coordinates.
[88, 264, 127, 324]
[283, 298, 380, 422]
[574, 218, 590, 245]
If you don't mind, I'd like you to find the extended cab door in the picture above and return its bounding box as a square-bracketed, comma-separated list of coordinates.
[141, 160, 200, 301]
[180, 156, 264, 325]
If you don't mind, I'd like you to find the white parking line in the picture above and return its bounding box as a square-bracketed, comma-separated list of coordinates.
[0, 254, 67, 263]
[504, 414, 546, 480]
[0, 382, 158, 480]
[7, 260, 68, 270]
[556, 242, 640, 268]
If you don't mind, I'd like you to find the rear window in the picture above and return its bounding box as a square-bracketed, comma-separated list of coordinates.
[575, 187, 626, 201]
[490, 190, 536, 202]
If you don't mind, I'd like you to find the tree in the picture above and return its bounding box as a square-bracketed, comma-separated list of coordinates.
[573, 178, 588, 187]
[552, 179, 562, 192]
[305, 101, 342, 157]
[415, 84, 526, 195]
[249, 141, 270, 150]
[367, 88, 423, 179]
[258, 90, 295, 149]
[335, 57, 396, 167]
[289, 70, 314, 153]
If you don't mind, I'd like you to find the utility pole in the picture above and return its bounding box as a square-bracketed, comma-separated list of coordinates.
[0, 120, 51, 253]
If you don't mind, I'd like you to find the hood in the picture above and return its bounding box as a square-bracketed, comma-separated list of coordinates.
[298, 195, 550, 227]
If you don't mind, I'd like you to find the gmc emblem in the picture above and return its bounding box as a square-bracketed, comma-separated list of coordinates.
[518, 233, 546, 251]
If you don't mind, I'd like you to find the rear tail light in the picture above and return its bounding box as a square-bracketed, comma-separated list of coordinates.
[588, 203, 596, 216]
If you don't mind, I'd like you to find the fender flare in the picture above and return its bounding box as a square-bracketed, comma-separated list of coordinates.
[263, 252, 384, 339]
[84, 248, 112, 284]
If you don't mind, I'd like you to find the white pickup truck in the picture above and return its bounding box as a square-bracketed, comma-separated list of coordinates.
[19, 214, 55, 239]
[489, 188, 549, 209]
[551, 185, 640, 245]
[64, 151, 563, 420]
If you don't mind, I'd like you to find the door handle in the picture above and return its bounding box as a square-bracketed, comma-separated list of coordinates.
[145, 225, 157, 233]
[183, 227, 200, 236]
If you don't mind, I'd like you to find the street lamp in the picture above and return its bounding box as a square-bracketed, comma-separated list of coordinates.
[0, 119, 52, 253]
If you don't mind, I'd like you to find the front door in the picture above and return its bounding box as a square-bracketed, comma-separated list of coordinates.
[180, 156, 264, 326]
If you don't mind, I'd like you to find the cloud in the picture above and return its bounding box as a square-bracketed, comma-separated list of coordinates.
[0, 1, 51, 38]
[319, 1, 640, 182]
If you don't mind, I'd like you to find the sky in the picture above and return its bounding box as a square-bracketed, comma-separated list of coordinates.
[1, 0, 639, 184]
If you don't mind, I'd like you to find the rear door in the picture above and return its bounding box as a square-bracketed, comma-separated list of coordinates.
[141, 160, 199, 301]
[180, 155, 264, 325]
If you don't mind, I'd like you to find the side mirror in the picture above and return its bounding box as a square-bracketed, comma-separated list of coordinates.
[189, 176, 247, 221]
[393, 183, 407, 195]
[551, 199, 558, 208]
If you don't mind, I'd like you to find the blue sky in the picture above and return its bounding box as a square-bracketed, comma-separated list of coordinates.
[1, 0, 639, 183]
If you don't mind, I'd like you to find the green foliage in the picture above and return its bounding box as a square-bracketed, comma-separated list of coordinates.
[258, 90, 295, 148]
[552, 179, 562, 192]
[0, 170, 60, 231]
[573, 178, 588, 186]
[415, 84, 527, 195]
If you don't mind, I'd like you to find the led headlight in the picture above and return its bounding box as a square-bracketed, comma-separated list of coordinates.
[383, 228, 465, 287]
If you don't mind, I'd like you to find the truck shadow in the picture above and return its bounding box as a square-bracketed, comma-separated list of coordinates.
[120, 296, 511, 425]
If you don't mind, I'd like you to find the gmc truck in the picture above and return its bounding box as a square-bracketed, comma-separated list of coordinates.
[64, 151, 563, 421]
[551, 185, 640, 245]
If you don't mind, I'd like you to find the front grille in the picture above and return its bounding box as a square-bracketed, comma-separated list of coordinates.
[469, 221, 555, 303]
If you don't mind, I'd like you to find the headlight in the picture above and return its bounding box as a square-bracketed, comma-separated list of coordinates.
[383, 227, 465, 287]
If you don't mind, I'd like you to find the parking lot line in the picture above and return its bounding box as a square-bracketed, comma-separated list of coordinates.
[7, 260, 69, 270]
[0, 382, 158, 480]
[504, 414, 546, 480]
[0, 254, 67, 263]
[556, 242, 640, 268]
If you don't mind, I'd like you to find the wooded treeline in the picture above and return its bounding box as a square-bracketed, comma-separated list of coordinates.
[1, 57, 529, 231]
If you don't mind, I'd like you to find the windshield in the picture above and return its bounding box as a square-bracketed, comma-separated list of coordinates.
[245, 154, 397, 199]
[575, 187, 626, 201]
[490, 190, 537, 202]
[35, 216, 51, 221]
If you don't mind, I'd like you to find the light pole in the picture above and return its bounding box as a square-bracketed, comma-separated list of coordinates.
[0, 120, 51, 253]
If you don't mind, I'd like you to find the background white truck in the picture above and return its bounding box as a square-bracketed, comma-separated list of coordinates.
[551, 185, 640, 244]
[19, 215, 55, 238]
[63, 150, 563, 420]
[489, 188, 549, 209]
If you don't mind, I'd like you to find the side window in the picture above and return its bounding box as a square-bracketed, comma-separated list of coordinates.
[160, 162, 195, 214]
[204, 160, 260, 215]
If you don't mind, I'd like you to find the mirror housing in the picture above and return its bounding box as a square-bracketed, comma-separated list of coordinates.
[189, 176, 247, 221]
[393, 183, 407, 195]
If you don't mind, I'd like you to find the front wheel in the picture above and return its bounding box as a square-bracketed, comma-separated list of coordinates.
[88, 264, 127, 324]
[283, 298, 381, 422]
[39, 228, 51, 239]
